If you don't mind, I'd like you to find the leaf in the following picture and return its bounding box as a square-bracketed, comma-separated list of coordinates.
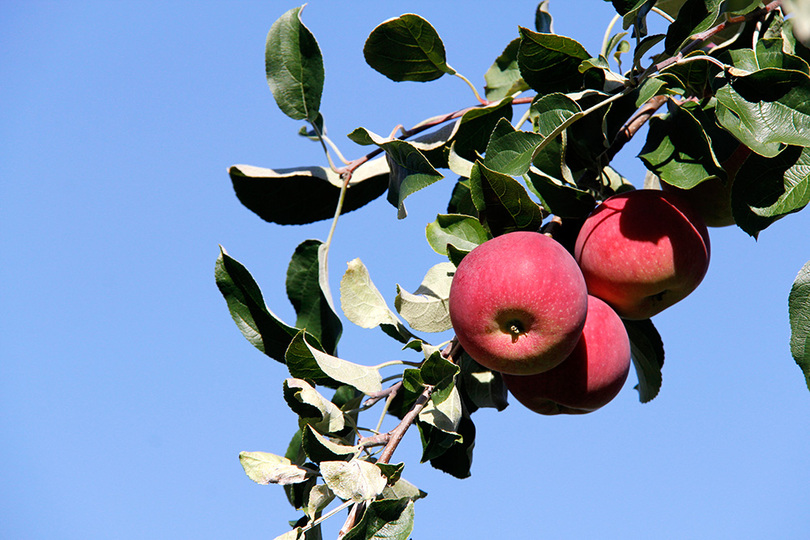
[664, 0, 724, 54]
[518, 27, 591, 94]
[623, 319, 665, 403]
[482, 118, 546, 176]
[419, 385, 463, 434]
[526, 170, 596, 219]
[272, 529, 302, 540]
[265, 5, 324, 121]
[451, 99, 515, 162]
[215, 248, 298, 362]
[302, 425, 358, 463]
[286, 240, 342, 355]
[469, 161, 545, 237]
[286, 332, 383, 395]
[229, 157, 389, 225]
[381, 478, 427, 501]
[422, 412, 475, 479]
[395, 262, 455, 333]
[529, 92, 582, 137]
[304, 484, 335, 520]
[363, 14, 455, 82]
[348, 127, 444, 219]
[342, 499, 415, 540]
[425, 214, 489, 256]
[283, 378, 346, 433]
[715, 69, 810, 158]
[340, 258, 413, 343]
[458, 352, 509, 413]
[732, 146, 810, 236]
[535, 0, 554, 33]
[484, 38, 528, 102]
[239, 451, 314, 486]
[320, 459, 387, 502]
[606, 0, 651, 16]
[789, 261, 810, 392]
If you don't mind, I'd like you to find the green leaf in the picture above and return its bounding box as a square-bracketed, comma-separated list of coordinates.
[623, 319, 665, 403]
[716, 69, 810, 158]
[265, 6, 324, 122]
[469, 161, 545, 236]
[286, 240, 342, 355]
[419, 385, 463, 434]
[484, 38, 528, 102]
[529, 92, 582, 137]
[458, 353, 508, 413]
[450, 99, 515, 162]
[606, 0, 650, 16]
[272, 529, 303, 540]
[215, 248, 298, 362]
[732, 146, 810, 236]
[283, 377, 346, 433]
[535, 0, 554, 33]
[304, 484, 335, 520]
[320, 459, 387, 502]
[239, 451, 314, 486]
[301, 425, 358, 463]
[664, 0, 724, 54]
[446, 243, 469, 267]
[228, 157, 389, 225]
[395, 262, 455, 333]
[286, 332, 383, 395]
[363, 14, 455, 82]
[342, 499, 415, 540]
[422, 412, 475, 479]
[348, 127, 444, 219]
[381, 478, 427, 501]
[526, 170, 596, 218]
[340, 258, 413, 343]
[518, 27, 591, 94]
[658, 51, 722, 97]
[425, 214, 489, 255]
[482, 118, 546, 176]
[789, 261, 810, 392]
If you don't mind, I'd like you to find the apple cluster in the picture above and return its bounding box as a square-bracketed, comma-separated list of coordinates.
[448, 189, 711, 415]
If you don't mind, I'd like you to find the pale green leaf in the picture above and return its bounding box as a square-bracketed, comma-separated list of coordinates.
[789, 261, 810, 391]
[395, 262, 455, 333]
[239, 451, 313, 486]
[320, 459, 388, 502]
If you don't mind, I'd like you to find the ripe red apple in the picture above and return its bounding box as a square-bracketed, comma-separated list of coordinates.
[448, 231, 588, 375]
[502, 296, 631, 415]
[574, 189, 710, 320]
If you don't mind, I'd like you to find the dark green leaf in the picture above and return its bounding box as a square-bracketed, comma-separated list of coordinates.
[265, 6, 324, 122]
[518, 27, 591, 94]
[526, 170, 596, 218]
[342, 499, 415, 540]
[446, 243, 469, 267]
[215, 248, 298, 363]
[363, 14, 455, 82]
[664, 0, 724, 54]
[789, 261, 810, 392]
[447, 179, 478, 217]
[286, 240, 341, 355]
[658, 52, 722, 97]
[606, 0, 650, 16]
[423, 412, 475, 479]
[283, 378, 346, 433]
[623, 319, 664, 403]
[301, 425, 358, 463]
[529, 93, 582, 137]
[732, 146, 810, 236]
[535, 1, 554, 33]
[469, 161, 545, 236]
[229, 158, 389, 225]
[451, 99, 515, 162]
[458, 352, 509, 413]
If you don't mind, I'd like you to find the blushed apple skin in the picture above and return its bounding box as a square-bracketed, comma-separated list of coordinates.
[574, 189, 710, 320]
[502, 296, 631, 415]
[448, 231, 588, 375]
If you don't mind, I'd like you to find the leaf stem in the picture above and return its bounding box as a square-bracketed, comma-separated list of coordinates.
[453, 71, 487, 104]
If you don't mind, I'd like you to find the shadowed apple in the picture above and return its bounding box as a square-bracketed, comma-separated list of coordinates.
[449, 231, 588, 375]
[503, 296, 631, 415]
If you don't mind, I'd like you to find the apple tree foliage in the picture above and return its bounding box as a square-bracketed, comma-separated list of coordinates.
[216, 1, 810, 538]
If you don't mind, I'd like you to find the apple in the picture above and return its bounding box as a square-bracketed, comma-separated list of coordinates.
[502, 295, 631, 415]
[448, 231, 588, 375]
[574, 189, 710, 320]
[661, 177, 735, 228]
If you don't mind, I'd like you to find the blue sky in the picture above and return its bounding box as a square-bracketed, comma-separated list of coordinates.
[2, 2, 809, 539]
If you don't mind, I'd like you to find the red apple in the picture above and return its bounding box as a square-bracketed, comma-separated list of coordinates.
[502, 295, 631, 415]
[574, 189, 710, 320]
[448, 231, 588, 375]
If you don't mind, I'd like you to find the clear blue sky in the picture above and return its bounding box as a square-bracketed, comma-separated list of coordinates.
[2, 2, 809, 539]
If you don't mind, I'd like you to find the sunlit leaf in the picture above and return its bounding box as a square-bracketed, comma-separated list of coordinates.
[518, 27, 591, 94]
[484, 38, 528, 101]
[425, 214, 489, 255]
[239, 451, 314, 485]
[469, 161, 545, 236]
[342, 499, 415, 540]
[395, 262, 455, 333]
[320, 459, 387, 502]
[283, 377, 346, 433]
[302, 425, 358, 463]
[482, 118, 546, 176]
[789, 261, 810, 392]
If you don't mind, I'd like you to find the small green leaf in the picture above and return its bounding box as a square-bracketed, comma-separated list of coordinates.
[286, 332, 383, 395]
[340, 258, 414, 343]
[419, 385, 462, 434]
[342, 499, 415, 540]
[395, 262, 455, 333]
[283, 378, 346, 433]
[272, 529, 302, 540]
[287, 240, 342, 355]
[363, 14, 455, 82]
[535, 0, 554, 33]
[789, 261, 810, 392]
[425, 214, 489, 255]
[302, 425, 358, 463]
[229, 157, 389, 225]
[484, 38, 528, 102]
[239, 451, 314, 485]
[446, 243, 469, 267]
[304, 484, 335, 520]
[451, 99, 515, 162]
[320, 459, 387, 502]
[526, 170, 596, 218]
[623, 319, 665, 403]
[265, 6, 324, 122]
[529, 93, 582, 137]
[458, 352, 509, 413]
[518, 27, 591, 94]
[381, 478, 427, 501]
[422, 412, 475, 479]
[482, 118, 546, 176]
[664, 0, 724, 54]
[215, 248, 298, 362]
[469, 161, 545, 236]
